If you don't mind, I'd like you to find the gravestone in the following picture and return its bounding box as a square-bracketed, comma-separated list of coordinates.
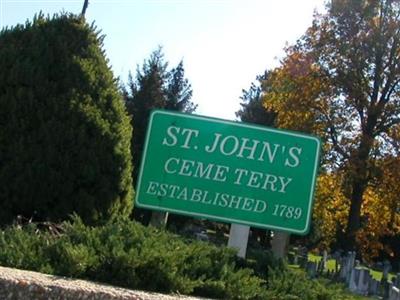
[394, 273, 400, 289]
[389, 286, 400, 300]
[293, 251, 299, 265]
[360, 270, 372, 295]
[355, 260, 360, 268]
[383, 260, 392, 281]
[306, 261, 318, 278]
[298, 246, 308, 268]
[369, 278, 381, 296]
[317, 259, 324, 274]
[349, 268, 370, 295]
[349, 268, 360, 292]
[340, 251, 356, 283]
[322, 250, 328, 271]
[382, 261, 393, 299]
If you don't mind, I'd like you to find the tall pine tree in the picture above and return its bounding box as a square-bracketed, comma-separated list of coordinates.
[124, 48, 196, 225]
[125, 48, 196, 184]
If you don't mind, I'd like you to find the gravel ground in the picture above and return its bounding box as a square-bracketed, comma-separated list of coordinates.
[0, 266, 214, 300]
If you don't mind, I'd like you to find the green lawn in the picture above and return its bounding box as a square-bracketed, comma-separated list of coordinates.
[308, 253, 337, 272]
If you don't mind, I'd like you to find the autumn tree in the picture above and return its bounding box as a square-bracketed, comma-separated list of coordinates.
[360, 154, 400, 261]
[313, 173, 349, 251]
[264, 0, 400, 251]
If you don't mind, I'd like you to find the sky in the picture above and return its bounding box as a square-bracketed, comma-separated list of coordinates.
[1, 0, 326, 120]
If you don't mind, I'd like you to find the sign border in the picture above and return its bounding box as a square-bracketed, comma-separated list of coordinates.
[135, 110, 321, 234]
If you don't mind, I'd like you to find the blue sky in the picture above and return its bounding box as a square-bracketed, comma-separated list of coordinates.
[1, 0, 325, 120]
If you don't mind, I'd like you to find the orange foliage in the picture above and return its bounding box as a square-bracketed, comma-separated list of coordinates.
[314, 158, 400, 261]
[356, 156, 400, 261]
[313, 173, 349, 250]
[262, 50, 330, 137]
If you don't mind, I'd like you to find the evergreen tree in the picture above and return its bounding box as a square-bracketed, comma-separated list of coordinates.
[236, 73, 276, 248]
[0, 13, 133, 225]
[236, 72, 276, 126]
[124, 47, 196, 225]
[165, 61, 196, 113]
[125, 47, 196, 184]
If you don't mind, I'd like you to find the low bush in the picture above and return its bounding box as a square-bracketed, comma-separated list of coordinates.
[0, 217, 267, 299]
[0, 217, 363, 299]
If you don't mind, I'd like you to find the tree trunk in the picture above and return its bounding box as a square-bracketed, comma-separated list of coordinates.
[344, 133, 373, 251]
[344, 182, 364, 250]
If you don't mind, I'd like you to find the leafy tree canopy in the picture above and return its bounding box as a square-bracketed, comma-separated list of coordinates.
[256, 0, 400, 252]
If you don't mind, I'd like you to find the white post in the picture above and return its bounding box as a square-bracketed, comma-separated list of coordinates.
[227, 224, 250, 258]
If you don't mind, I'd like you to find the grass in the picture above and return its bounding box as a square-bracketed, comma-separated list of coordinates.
[308, 253, 337, 272]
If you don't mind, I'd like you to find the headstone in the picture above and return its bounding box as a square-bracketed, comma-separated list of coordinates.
[355, 260, 360, 268]
[326, 269, 331, 278]
[369, 278, 380, 296]
[322, 250, 328, 271]
[346, 252, 356, 284]
[293, 252, 299, 265]
[358, 269, 370, 295]
[297, 246, 308, 269]
[349, 268, 370, 295]
[394, 273, 400, 288]
[298, 255, 308, 269]
[339, 256, 347, 280]
[306, 261, 318, 278]
[317, 259, 324, 274]
[349, 268, 360, 292]
[389, 286, 400, 300]
[331, 251, 341, 278]
[383, 260, 392, 281]
[384, 282, 394, 300]
[287, 252, 295, 264]
[340, 251, 356, 283]
[334, 258, 340, 278]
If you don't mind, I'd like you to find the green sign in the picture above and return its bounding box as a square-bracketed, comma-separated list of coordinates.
[135, 110, 321, 234]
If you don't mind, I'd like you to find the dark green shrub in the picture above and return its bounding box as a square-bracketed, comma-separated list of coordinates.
[0, 224, 53, 274]
[265, 268, 334, 300]
[0, 13, 133, 225]
[239, 247, 285, 280]
[0, 218, 267, 299]
[0, 218, 362, 299]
